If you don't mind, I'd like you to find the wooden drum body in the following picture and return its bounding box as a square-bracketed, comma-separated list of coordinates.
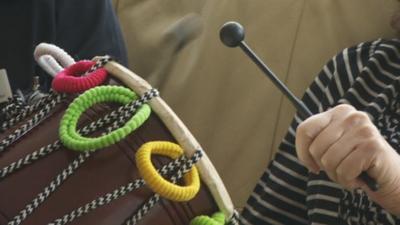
[0, 51, 235, 225]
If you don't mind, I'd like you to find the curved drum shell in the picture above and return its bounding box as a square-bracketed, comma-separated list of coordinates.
[0, 97, 218, 224]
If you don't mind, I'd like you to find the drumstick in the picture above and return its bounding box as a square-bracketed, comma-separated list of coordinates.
[219, 21, 379, 192]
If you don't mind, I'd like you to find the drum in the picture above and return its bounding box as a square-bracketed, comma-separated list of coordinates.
[0, 44, 237, 225]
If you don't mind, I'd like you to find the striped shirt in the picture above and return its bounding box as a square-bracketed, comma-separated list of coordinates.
[240, 39, 400, 225]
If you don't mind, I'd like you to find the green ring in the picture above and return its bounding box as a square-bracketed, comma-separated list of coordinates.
[190, 212, 225, 225]
[59, 86, 151, 152]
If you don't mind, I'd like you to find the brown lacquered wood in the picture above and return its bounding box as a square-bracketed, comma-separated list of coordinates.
[0, 97, 218, 224]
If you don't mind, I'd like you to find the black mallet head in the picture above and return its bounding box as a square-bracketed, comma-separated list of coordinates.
[219, 21, 245, 47]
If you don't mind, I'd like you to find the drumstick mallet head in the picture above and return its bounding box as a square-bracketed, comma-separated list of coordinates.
[219, 21, 378, 191]
[219, 22, 311, 119]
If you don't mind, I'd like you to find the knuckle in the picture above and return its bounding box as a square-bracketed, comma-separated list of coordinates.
[336, 166, 345, 178]
[334, 104, 355, 113]
[343, 111, 369, 126]
[297, 122, 312, 139]
[296, 122, 306, 134]
[321, 156, 334, 171]
[354, 111, 370, 121]
[336, 168, 350, 185]
[361, 137, 381, 153]
[357, 125, 376, 139]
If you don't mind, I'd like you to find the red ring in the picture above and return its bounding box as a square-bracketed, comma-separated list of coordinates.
[51, 60, 108, 93]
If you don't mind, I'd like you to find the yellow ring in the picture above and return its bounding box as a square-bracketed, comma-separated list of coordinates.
[136, 141, 200, 202]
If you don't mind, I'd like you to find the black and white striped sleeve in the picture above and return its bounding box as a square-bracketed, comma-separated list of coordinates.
[240, 40, 375, 225]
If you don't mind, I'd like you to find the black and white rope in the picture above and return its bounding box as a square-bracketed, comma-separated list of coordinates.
[0, 93, 65, 153]
[48, 150, 203, 225]
[7, 152, 90, 225]
[1, 94, 25, 129]
[228, 210, 241, 225]
[124, 150, 203, 225]
[125, 194, 161, 225]
[0, 91, 64, 132]
[0, 141, 62, 180]
[85, 56, 112, 75]
[0, 89, 159, 180]
[23, 91, 61, 117]
[6, 89, 159, 225]
[105, 89, 159, 134]
[48, 154, 189, 225]
[0, 94, 25, 120]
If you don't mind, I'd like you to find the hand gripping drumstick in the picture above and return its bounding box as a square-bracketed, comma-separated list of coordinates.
[219, 21, 379, 191]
